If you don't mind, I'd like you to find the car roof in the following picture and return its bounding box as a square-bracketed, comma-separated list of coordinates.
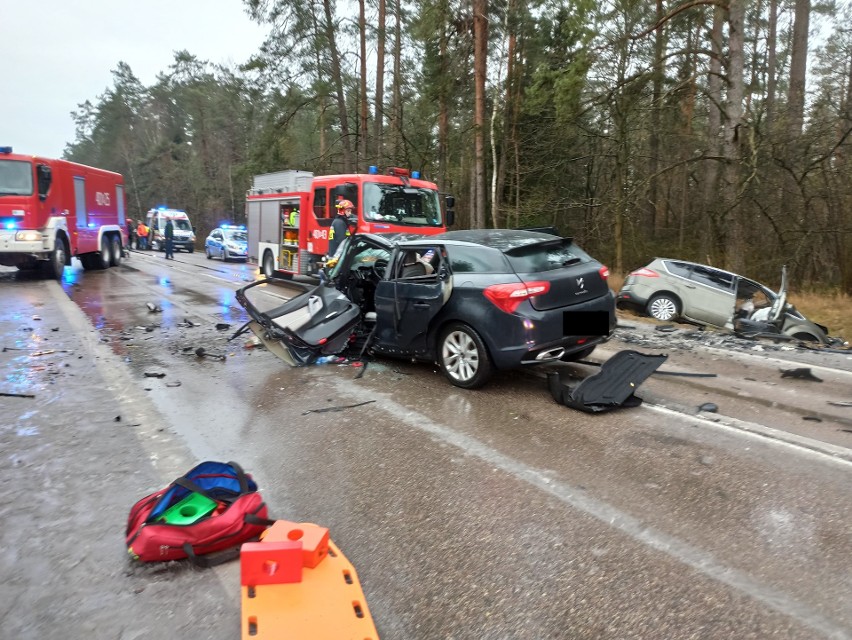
[355, 229, 567, 252]
[655, 258, 740, 279]
[430, 229, 570, 251]
[358, 229, 573, 253]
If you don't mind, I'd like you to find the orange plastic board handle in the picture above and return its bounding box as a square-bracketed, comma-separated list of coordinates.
[240, 541, 302, 586]
[261, 520, 330, 569]
[241, 540, 378, 639]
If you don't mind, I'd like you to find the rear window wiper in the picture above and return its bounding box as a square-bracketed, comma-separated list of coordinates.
[562, 258, 581, 266]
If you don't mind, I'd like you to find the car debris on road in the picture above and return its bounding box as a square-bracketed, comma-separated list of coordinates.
[547, 350, 667, 413]
[780, 367, 823, 382]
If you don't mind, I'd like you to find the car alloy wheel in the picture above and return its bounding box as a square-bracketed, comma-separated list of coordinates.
[439, 322, 493, 389]
[647, 294, 679, 322]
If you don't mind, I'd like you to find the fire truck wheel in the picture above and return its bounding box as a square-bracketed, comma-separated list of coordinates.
[45, 239, 67, 281]
[110, 236, 123, 267]
[97, 238, 111, 269]
[263, 251, 275, 278]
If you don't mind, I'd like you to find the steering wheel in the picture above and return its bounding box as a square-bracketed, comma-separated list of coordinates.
[372, 259, 388, 279]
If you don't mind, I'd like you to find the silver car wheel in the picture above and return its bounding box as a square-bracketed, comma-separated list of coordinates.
[441, 329, 480, 383]
[648, 296, 678, 321]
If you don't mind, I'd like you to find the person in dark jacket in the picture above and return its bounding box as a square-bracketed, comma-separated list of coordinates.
[164, 218, 175, 260]
[327, 199, 354, 258]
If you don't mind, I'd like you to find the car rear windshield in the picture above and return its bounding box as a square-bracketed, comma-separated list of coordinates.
[504, 238, 593, 273]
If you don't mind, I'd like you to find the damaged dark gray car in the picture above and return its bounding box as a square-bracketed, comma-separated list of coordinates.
[236, 230, 617, 389]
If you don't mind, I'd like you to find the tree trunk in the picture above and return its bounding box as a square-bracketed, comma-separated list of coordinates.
[787, 0, 810, 140]
[359, 0, 368, 166]
[765, 0, 778, 130]
[438, 9, 449, 189]
[496, 25, 516, 230]
[391, 0, 403, 164]
[473, 0, 487, 229]
[490, 4, 511, 229]
[374, 0, 386, 165]
[649, 0, 665, 236]
[702, 3, 724, 261]
[322, 0, 354, 171]
[722, 0, 746, 272]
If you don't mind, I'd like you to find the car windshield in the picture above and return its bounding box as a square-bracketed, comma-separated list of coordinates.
[0, 159, 34, 196]
[174, 220, 192, 231]
[505, 238, 593, 273]
[362, 182, 443, 227]
[224, 230, 247, 242]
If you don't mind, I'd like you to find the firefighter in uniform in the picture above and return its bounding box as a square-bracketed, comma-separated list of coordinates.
[327, 199, 354, 259]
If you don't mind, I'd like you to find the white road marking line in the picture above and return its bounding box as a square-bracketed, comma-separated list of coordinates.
[353, 385, 851, 639]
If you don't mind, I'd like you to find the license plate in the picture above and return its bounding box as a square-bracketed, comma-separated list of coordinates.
[564, 310, 609, 336]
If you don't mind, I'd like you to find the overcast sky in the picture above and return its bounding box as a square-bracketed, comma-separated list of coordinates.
[2, 1, 268, 159]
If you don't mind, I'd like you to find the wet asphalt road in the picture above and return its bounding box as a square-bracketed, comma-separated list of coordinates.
[1, 250, 851, 640]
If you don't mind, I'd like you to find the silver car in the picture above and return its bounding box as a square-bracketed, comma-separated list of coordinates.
[617, 258, 834, 344]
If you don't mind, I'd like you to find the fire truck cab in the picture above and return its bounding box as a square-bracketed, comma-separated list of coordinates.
[247, 167, 454, 278]
[0, 147, 127, 279]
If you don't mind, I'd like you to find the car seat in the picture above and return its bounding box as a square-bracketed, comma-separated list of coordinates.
[401, 251, 433, 278]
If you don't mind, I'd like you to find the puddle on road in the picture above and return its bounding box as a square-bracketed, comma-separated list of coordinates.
[58, 263, 249, 368]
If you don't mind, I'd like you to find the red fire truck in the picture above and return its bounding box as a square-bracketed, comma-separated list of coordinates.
[246, 167, 455, 278]
[0, 147, 128, 279]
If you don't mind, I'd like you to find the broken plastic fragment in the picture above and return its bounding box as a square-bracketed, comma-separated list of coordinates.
[779, 367, 822, 382]
[548, 350, 667, 413]
[698, 402, 718, 413]
[195, 347, 226, 361]
[146, 302, 162, 313]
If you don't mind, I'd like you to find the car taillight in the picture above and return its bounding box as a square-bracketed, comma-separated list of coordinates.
[630, 267, 658, 278]
[483, 281, 550, 314]
[599, 265, 610, 280]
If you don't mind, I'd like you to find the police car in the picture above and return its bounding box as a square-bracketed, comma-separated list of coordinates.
[205, 225, 248, 261]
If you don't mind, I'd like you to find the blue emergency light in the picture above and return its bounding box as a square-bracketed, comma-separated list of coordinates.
[412, 171, 421, 179]
[0, 146, 13, 154]
[220, 223, 245, 230]
[4, 221, 16, 230]
[368, 165, 378, 175]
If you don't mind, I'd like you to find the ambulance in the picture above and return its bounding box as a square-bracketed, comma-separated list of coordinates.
[146, 207, 196, 253]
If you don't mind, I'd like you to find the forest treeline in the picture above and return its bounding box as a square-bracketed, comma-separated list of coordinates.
[64, 0, 852, 292]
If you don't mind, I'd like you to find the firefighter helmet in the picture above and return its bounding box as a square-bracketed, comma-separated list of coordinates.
[335, 199, 354, 211]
